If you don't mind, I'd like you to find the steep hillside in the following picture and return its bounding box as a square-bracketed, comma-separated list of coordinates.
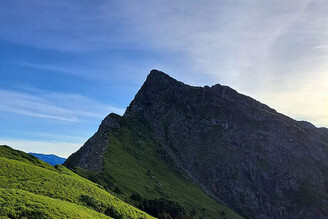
[29, 153, 66, 165]
[65, 70, 328, 218]
[0, 145, 154, 219]
[65, 114, 242, 219]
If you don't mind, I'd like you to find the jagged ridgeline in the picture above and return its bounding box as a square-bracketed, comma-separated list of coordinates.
[65, 70, 328, 219]
[0, 145, 154, 219]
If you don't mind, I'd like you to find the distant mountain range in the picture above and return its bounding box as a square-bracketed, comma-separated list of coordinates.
[29, 153, 66, 166]
[65, 70, 328, 219]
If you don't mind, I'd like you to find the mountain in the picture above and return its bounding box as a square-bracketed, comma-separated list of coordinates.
[0, 145, 154, 219]
[64, 113, 241, 218]
[65, 70, 328, 219]
[29, 153, 66, 166]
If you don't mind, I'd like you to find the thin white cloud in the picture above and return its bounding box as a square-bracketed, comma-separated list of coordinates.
[15, 61, 151, 85]
[0, 1, 136, 51]
[12, 131, 87, 143]
[0, 89, 125, 122]
[115, 0, 328, 127]
[17, 62, 76, 75]
[0, 0, 327, 127]
[313, 45, 328, 50]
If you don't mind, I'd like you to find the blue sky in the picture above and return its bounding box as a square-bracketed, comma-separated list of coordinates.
[1, 1, 328, 157]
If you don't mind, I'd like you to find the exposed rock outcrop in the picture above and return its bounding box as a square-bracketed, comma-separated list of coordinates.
[65, 70, 328, 218]
[65, 113, 121, 171]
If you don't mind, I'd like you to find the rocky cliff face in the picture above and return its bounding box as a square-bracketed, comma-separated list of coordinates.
[65, 70, 328, 218]
[64, 113, 121, 171]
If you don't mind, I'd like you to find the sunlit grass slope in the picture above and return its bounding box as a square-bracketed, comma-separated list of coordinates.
[0, 189, 111, 219]
[0, 145, 154, 219]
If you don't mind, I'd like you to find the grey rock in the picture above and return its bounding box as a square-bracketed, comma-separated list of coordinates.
[65, 70, 328, 219]
[125, 70, 328, 218]
[64, 113, 121, 171]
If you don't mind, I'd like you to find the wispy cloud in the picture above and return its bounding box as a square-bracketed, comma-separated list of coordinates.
[0, 0, 327, 129]
[313, 45, 328, 50]
[114, 0, 328, 127]
[0, 88, 125, 122]
[11, 131, 87, 143]
[17, 62, 77, 75]
[0, 1, 136, 51]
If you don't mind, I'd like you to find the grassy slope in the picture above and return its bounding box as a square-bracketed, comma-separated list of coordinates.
[0, 189, 110, 219]
[0, 145, 154, 219]
[74, 117, 243, 219]
[0, 145, 54, 170]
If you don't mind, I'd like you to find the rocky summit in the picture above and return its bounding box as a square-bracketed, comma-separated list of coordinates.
[65, 70, 328, 219]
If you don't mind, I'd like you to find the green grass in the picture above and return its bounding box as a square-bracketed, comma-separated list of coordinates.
[0, 145, 54, 170]
[0, 145, 154, 219]
[0, 188, 111, 219]
[73, 117, 243, 219]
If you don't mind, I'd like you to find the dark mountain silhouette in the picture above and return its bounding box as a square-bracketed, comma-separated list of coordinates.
[65, 70, 328, 219]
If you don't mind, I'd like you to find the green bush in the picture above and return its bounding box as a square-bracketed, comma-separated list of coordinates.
[139, 198, 186, 218]
[130, 192, 143, 202]
[105, 206, 122, 219]
[80, 195, 105, 212]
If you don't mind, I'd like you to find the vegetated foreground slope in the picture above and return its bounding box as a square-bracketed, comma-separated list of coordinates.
[65, 70, 328, 219]
[0, 189, 110, 219]
[29, 153, 66, 165]
[0, 145, 154, 219]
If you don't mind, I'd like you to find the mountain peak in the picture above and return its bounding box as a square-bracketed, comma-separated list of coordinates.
[144, 69, 184, 88]
[124, 70, 186, 117]
[66, 70, 328, 218]
[148, 69, 169, 78]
